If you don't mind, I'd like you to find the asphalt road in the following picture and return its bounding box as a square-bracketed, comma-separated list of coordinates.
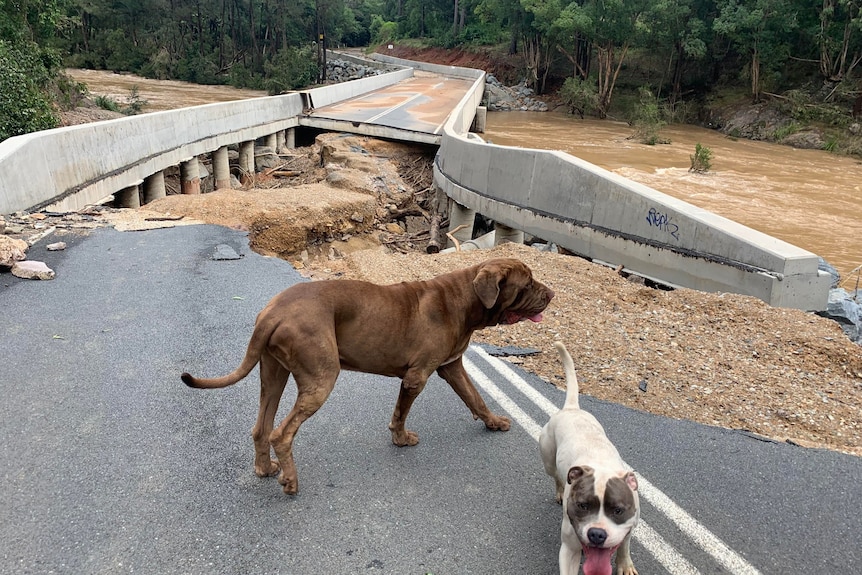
[1, 224, 860, 574]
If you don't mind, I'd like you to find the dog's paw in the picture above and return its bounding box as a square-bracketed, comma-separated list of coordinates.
[391, 429, 420, 446]
[277, 471, 299, 495]
[484, 414, 511, 431]
[616, 561, 638, 575]
[254, 458, 280, 478]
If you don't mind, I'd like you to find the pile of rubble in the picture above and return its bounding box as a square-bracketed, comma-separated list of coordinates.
[484, 74, 548, 112]
[325, 59, 401, 84]
[0, 210, 117, 281]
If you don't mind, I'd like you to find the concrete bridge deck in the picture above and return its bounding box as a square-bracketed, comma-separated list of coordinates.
[300, 73, 474, 145]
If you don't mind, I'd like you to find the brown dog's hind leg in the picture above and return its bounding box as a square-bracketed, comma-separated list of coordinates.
[437, 357, 511, 431]
[269, 366, 339, 495]
[251, 351, 289, 478]
[388, 371, 430, 446]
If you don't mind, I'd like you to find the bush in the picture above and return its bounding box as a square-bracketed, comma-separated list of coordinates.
[630, 87, 668, 145]
[689, 143, 712, 173]
[0, 40, 58, 141]
[559, 76, 598, 118]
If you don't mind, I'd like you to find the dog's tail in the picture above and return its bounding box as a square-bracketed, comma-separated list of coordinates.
[181, 315, 276, 389]
[554, 341, 580, 410]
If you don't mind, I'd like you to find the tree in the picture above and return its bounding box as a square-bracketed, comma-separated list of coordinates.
[554, 0, 648, 118]
[816, 0, 862, 82]
[714, 0, 798, 102]
[642, 0, 709, 109]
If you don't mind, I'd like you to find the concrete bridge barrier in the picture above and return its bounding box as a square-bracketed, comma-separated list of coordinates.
[0, 67, 412, 215]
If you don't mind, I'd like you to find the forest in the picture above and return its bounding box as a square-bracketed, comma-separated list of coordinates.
[1, 0, 861, 143]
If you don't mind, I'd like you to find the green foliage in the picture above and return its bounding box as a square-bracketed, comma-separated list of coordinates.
[94, 94, 120, 112]
[0, 40, 58, 141]
[630, 87, 669, 145]
[94, 87, 148, 115]
[370, 15, 399, 45]
[771, 121, 800, 141]
[689, 142, 713, 173]
[124, 86, 147, 115]
[263, 47, 319, 94]
[559, 76, 598, 118]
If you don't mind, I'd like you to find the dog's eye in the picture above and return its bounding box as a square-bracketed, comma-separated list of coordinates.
[613, 507, 623, 515]
[577, 502, 589, 511]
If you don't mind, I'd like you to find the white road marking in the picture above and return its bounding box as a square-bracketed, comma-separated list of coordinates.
[465, 346, 762, 575]
[365, 92, 424, 123]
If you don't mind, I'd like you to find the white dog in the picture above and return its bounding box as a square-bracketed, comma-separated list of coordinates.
[539, 341, 640, 575]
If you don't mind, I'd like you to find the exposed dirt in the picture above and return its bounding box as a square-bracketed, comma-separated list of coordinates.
[378, 45, 525, 85]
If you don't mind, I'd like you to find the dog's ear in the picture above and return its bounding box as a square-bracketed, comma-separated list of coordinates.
[473, 264, 505, 309]
[623, 471, 638, 491]
[567, 465, 593, 484]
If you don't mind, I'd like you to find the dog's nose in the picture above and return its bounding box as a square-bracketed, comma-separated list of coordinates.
[587, 527, 607, 546]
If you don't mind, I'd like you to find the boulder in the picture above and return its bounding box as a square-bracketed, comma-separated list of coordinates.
[818, 288, 862, 344]
[11, 260, 55, 280]
[0, 236, 28, 267]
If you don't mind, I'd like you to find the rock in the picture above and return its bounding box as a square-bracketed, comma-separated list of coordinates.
[0, 215, 5, 234]
[213, 244, 242, 260]
[819, 258, 841, 289]
[817, 288, 862, 344]
[46, 242, 67, 251]
[0, 236, 28, 267]
[254, 146, 282, 171]
[781, 130, 826, 150]
[11, 260, 55, 280]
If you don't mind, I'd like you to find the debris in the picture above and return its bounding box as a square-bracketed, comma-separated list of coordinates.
[213, 244, 242, 261]
[0, 236, 28, 267]
[638, 379, 648, 392]
[46, 242, 67, 251]
[11, 260, 55, 280]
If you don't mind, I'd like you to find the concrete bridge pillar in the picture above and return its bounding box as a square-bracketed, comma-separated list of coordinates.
[472, 106, 487, 133]
[494, 222, 524, 245]
[286, 128, 296, 149]
[239, 141, 255, 176]
[115, 184, 140, 208]
[265, 133, 277, 151]
[213, 147, 230, 190]
[142, 172, 166, 204]
[447, 200, 476, 249]
[276, 131, 286, 153]
[180, 157, 201, 195]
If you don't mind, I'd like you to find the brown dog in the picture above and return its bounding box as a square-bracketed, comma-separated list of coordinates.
[182, 258, 554, 495]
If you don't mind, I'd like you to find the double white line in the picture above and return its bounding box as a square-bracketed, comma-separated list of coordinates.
[464, 345, 762, 575]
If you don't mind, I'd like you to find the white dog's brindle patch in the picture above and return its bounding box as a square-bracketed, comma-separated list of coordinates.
[566, 466, 638, 534]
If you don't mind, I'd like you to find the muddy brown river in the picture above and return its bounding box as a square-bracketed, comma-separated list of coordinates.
[66, 69, 861, 277]
[486, 111, 862, 277]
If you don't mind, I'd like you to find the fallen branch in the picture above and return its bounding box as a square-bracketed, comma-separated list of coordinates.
[445, 223, 469, 252]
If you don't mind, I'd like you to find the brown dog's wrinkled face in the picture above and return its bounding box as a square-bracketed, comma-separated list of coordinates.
[565, 465, 639, 575]
[472, 258, 554, 325]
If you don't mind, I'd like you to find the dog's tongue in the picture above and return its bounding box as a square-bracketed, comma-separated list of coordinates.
[582, 546, 614, 575]
[527, 313, 543, 322]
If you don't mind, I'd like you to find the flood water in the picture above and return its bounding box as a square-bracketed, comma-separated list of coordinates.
[66, 68, 268, 112]
[486, 111, 862, 277]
